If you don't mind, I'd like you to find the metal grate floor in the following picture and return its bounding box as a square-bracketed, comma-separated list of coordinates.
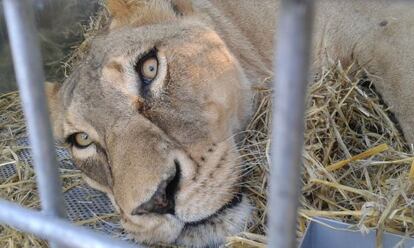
[0, 137, 128, 239]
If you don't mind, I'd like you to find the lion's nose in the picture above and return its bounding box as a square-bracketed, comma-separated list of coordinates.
[131, 161, 180, 216]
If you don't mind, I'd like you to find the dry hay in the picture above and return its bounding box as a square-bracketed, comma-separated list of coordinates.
[227, 62, 414, 247]
[0, 92, 49, 247]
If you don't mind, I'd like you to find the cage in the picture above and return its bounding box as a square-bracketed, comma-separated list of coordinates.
[1, 1, 414, 248]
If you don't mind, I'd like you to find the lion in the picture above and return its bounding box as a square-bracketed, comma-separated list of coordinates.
[46, 0, 414, 247]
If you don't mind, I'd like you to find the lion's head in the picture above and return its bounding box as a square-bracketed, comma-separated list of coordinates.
[47, 0, 253, 246]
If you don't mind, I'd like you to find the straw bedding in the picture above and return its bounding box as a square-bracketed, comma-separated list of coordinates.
[228, 62, 414, 247]
[1, 8, 414, 248]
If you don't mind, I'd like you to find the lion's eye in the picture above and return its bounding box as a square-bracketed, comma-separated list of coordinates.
[141, 58, 158, 80]
[135, 49, 158, 86]
[70, 132, 93, 148]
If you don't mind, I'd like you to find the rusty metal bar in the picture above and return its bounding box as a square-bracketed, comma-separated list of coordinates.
[269, 0, 314, 247]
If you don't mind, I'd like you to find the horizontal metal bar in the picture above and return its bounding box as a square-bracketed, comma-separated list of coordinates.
[3, 0, 66, 217]
[269, 0, 314, 248]
[0, 200, 140, 248]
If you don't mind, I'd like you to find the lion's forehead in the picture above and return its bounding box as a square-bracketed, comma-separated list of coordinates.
[64, 19, 216, 103]
[89, 19, 209, 56]
[62, 61, 134, 130]
[63, 25, 197, 104]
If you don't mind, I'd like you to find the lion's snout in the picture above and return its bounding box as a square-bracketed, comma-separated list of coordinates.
[131, 160, 181, 216]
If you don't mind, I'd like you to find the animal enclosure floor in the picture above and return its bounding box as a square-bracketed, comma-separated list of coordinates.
[0, 136, 127, 238]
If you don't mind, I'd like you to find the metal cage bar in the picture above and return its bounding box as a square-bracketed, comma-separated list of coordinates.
[3, 0, 66, 217]
[2, 0, 68, 247]
[269, 0, 314, 248]
[0, 200, 139, 248]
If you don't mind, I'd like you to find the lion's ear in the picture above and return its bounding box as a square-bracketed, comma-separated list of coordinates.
[45, 82, 64, 141]
[107, 0, 193, 29]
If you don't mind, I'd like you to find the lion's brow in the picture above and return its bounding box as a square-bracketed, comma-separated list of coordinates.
[62, 69, 79, 108]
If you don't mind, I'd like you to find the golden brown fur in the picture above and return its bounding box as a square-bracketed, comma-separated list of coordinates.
[47, 0, 414, 247]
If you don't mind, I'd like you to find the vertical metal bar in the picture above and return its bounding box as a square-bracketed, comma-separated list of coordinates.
[0, 200, 140, 248]
[2, 1, 66, 247]
[269, 0, 314, 247]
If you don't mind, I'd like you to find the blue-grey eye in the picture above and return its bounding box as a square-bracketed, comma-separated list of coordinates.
[135, 50, 158, 86]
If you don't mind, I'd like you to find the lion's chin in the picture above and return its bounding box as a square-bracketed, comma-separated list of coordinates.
[175, 194, 252, 247]
[123, 194, 252, 247]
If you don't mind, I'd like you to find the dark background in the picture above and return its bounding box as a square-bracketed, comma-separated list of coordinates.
[0, 0, 101, 92]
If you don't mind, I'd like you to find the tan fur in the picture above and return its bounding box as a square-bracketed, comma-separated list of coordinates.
[48, 0, 414, 247]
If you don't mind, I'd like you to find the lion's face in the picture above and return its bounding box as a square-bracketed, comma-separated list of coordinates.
[47, 1, 252, 246]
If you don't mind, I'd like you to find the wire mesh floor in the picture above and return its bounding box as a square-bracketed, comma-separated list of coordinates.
[0, 137, 128, 239]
